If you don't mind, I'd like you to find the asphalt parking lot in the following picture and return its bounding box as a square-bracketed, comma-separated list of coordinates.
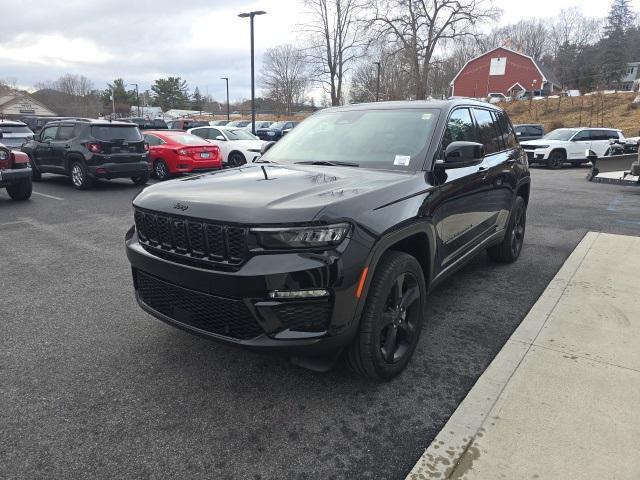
[2, 167, 640, 480]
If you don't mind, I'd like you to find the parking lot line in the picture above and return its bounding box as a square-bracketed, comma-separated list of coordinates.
[32, 191, 63, 201]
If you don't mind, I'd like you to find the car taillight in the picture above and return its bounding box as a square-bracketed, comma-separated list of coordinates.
[87, 142, 102, 153]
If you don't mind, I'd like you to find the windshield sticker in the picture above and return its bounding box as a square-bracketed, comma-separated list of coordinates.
[394, 155, 411, 166]
[421, 113, 433, 120]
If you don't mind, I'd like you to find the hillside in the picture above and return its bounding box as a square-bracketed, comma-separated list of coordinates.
[501, 92, 640, 137]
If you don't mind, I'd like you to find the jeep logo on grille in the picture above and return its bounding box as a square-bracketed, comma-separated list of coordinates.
[173, 202, 189, 211]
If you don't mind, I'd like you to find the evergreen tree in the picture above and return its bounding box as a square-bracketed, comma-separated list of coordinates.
[151, 77, 190, 111]
[191, 86, 204, 111]
[601, 0, 634, 86]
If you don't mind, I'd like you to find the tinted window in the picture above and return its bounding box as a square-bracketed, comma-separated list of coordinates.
[572, 130, 591, 141]
[495, 111, 518, 149]
[473, 108, 501, 154]
[442, 108, 476, 150]
[144, 134, 163, 146]
[191, 128, 209, 139]
[90, 125, 143, 141]
[210, 128, 223, 139]
[56, 125, 76, 140]
[527, 125, 543, 136]
[41, 126, 58, 141]
[0, 125, 32, 134]
[603, 130, 620, 140]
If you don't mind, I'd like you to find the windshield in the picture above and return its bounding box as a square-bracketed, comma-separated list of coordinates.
[165, 133, 208, 145]
[543, 129, 578, 141]
[271, 121, 287, 129]
[0, 125, 32, 134]
[224, 129, 257, 141]
[263, 109, 439, 170]
[91, 125, 142, 141]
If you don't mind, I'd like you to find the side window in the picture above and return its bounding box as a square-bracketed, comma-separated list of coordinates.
[56, 125, 75, 141]
[442, 108, 476, 152]
[489, 111, 506, 151]
[211, 129, 223, 139]
[191, 129, 207, 139]
[473, 108, 502, 154]
[605, 130, 620, 140]
[572, 130, 591, 141]
[41, 126, 58, 141]
[495, 111, 518, 149]
[528, 126, 543, 136]
[144, 134, 160, 146]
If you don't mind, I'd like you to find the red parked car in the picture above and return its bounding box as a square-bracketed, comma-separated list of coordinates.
[142, 131, 222, 180]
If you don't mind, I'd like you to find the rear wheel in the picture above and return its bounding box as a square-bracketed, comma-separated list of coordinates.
[131, 172, 149, 185]
[487, 196, 526, 263]
[346, 251, 426, 381]
[228, 152, 246, 168]
[153, 159, 170, 181]
[547, 151, 565, 169]
[6, 178, 32, 200]
[70, 161, 92, 190]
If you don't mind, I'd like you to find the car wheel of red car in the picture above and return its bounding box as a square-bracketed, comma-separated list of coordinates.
[228, 152, 246, 168]
[154, 159, 170, 181]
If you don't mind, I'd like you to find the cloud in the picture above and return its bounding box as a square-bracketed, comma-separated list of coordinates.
[0, 0, 304, 101]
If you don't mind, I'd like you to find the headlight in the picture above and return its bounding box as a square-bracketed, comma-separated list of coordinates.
[0, 148, 9, 161]
[252, 223, 350, 249]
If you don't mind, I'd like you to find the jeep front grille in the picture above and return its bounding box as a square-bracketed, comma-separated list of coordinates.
[134, 209, 248, 269]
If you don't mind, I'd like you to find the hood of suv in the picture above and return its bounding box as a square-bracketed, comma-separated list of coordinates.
[133, 164, 421, 224]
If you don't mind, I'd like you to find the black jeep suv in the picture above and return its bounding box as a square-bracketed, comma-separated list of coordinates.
[125, 100, 530, 380]
[22, 119, 150, 190]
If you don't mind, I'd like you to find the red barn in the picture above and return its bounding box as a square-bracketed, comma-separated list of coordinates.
[450, 47, 560, 98]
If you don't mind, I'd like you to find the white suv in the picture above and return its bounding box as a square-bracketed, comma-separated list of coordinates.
[521, 128, 625, 168]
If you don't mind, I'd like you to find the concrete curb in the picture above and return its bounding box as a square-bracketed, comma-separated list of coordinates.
[405, 232, 599, 480]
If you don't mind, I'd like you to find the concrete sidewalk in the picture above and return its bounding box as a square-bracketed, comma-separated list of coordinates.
[407, 232, 640, 480]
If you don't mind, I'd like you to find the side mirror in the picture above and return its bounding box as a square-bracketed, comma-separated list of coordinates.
[215, 135, 226, 141]
[437, 141, 485, 169]
[261, 141, 276, 155]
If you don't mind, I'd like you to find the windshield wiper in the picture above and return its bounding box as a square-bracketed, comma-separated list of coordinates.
[294, 160, 359, 167]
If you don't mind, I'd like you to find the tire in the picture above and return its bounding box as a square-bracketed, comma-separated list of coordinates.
[346, 251, 426, 381]
[6, 178, 32, 201]
[153, 159, 170, 181]
[131, 172, 150, 185]
[547, 150, 565, 169]
[70, 160, 93, 190]
[487, 196, 526, 263]
[228, 152, 246, 168]
[30, 157, 42, 182]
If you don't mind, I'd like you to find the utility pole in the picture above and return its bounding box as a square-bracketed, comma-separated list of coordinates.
[238, 10, 266, 135]
[374, 61, 381, 102]
[131, 83, 140, 117]
[221, 77, 230, 121]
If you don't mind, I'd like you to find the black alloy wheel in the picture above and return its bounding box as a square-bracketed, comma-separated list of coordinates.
[347, 251, 426, 381]
[228, 152, 246, 168]
[70, 160, 92, 190]
[487, 195, 527, 263]
[547, 151, 564, 169]
[154, 160, 170, 181]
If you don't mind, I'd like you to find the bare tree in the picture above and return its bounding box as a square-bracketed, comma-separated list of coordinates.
[481, 19, 550, 60]
[371, 0, 499, 100]
[549, 8, 602, 55]
[301, 0, 369, 106]
[261, 44, 309, 114]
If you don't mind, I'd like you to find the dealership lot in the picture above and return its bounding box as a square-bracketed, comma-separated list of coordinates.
[2, 167, 640, 479]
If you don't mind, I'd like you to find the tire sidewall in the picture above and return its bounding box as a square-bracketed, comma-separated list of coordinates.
[359, 253, 426, 380]
[154, 159, 169, 180]
[229, 152, 246, 168]
[70, 160, 90, 190]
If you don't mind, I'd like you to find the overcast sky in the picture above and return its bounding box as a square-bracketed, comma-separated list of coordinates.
[0, 0, 636, 102]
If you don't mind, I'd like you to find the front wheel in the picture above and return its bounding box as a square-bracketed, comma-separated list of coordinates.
[487, 196, 526, 263]
[346, 251, 426, 381]
[547, 151, 565, 169]
[6, 178, 32, 200]
[227, 152, 246, 168]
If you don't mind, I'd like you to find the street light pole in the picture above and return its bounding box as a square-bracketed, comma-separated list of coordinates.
[238, 10, 266, 135]
[221, 77, 230, 121]
[131, 83, 140, 117]
[374, 62, 381, 102]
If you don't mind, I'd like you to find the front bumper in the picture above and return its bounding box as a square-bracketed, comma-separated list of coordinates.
[125, 228, 367, 354]
[0, 167, 31, 187]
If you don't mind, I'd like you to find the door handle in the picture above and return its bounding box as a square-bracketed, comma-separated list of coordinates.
[64, 144, 71, 149]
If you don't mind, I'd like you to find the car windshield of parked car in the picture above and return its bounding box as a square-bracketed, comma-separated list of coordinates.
[543, 129, 578, 141]
[224, 129, 257, 141]
[270, 121, 288, 129]
[262, 109, 439, 170]
[165, 133, 208, 145]
[91, 125, 143, 141]
[0, 125, 32, 134]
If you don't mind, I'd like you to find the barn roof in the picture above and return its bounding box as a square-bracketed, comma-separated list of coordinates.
[450, 46, 561, 88]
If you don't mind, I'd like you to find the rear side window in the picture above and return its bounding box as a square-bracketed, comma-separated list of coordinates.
[442, 108, 476, 150]
[604, 130, 620, 140]
[573, 130, 591, 141]
[91, 125, 142, 141]
[144, 134, 163, 146]
[56, 125, 76, 140]
[473, 108, 502, 154]
[495, 112, 518, 149]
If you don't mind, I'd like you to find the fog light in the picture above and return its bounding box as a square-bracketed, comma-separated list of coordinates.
[269, 289, 329, 299]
